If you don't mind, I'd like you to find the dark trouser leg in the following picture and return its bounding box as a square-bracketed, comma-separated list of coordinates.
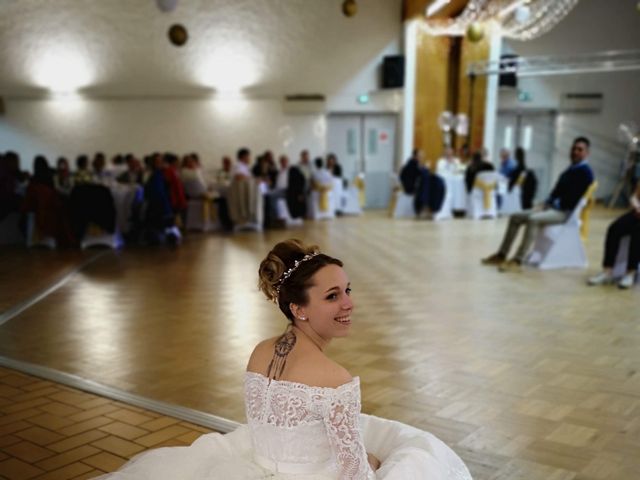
[603, 211, 639, 268]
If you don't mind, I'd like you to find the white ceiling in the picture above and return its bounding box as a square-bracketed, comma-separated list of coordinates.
[0, 0, 403, 97]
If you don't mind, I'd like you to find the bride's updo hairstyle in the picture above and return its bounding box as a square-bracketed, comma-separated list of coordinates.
[259, 239, 343, 321]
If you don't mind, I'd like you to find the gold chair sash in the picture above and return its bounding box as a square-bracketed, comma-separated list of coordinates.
[313, 182, 332, 212]
[388, 186, 400, 217]
[516, 172, 527, 186]
[353, 176, 366, 207]
[473, 179, 497, 210]
[579, 181, 598, 241]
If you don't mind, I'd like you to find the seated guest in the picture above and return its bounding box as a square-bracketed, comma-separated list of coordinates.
[499, 148, 517, 178]
[229, 148, 258, 227]
[399, 149, 422, 194]
[588, 182, 640, 289]
[311, 157, 333, 187]
[0, 151, 28, 220]
[143, 153, 177, 244]
[482, 137, 595, 272]
[180, 154, 208, 198]
[326, 153, 343, 179]
[92, 152, 114, 186]
[286, 161, 307, 220]
[465, 150, 495, 193]
[436, 147, 461, 176]
[117, 156, 144, 185]
[162, 153, 187, 223]
[22, 156, 75, 247]
[252, 152, 277, 189]
[275, 155, 290, 192]
[216, 156, 233, 188]
[297, 149, 312, 184]
[53, 157, 74, 196]
[508, 147, 538, 210]
[74, 155, 93, 184]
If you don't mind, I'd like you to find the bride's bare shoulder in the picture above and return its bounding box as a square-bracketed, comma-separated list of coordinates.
[246, 337, 279, 375]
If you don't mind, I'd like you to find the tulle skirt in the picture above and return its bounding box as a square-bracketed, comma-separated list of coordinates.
[96, 414, 472, 479]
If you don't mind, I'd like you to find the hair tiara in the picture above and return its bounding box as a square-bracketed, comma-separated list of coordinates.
[273, 252, 320, 304]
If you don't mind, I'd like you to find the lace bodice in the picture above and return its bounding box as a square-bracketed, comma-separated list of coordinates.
[244, 372, 375, 479]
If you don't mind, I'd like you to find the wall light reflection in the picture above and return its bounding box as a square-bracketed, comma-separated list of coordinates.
[32, 47, 94, 94]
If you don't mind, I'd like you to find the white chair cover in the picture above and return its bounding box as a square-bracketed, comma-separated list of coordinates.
[307, 186, 335, 220]
[433, 179, 452, 221]
[276, 198, 303, 227]
[500, 185, 523, 216]
[467, 171, 500, 219]
[185, 198, 219, 232]
[526, 200, 589, 270]
[332, 178, 344, 215]
[392, 189, 415, 219]
[612, 235, 639, 281]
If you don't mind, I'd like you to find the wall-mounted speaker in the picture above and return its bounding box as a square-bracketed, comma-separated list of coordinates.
[382, 55, 405, 89]
[499, 54, 518, 88]
[0, 97, 5, 115]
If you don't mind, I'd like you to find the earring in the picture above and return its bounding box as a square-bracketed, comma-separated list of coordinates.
[299, 316, 307, 321]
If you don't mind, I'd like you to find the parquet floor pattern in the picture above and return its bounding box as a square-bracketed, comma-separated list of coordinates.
[0, 208, 639, 479]
[0, 367, 213, 479]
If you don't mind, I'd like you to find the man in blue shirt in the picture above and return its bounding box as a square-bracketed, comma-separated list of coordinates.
[482, 137, 595, 272]
[499, 148, 517, 178]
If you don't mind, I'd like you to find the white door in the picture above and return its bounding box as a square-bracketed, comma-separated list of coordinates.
[495, 110, 556, 201]
[327, 114, 397, 209]
[327, 115, 361, 183]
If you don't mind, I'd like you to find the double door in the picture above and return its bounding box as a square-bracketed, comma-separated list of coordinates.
[495, 110, 556, 200]
[327, 114, 398, 209]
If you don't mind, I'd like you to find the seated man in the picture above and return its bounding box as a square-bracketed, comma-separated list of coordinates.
[482, 136, 595, 272]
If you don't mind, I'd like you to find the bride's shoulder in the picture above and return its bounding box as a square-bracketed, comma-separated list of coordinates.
[246, 337, 279, 375]
[286, 351, 353, 389]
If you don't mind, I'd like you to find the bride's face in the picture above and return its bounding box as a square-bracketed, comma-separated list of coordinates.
[297, 264, 353, 339]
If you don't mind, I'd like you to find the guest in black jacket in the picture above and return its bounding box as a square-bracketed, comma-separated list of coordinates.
[508, 147, 538, 210]
[482, 137, 595, 272]
[399, 149, 422, 194]
[465, 150, 495, 193]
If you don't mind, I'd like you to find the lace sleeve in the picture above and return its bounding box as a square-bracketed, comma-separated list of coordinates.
[318, 380, 375, 480]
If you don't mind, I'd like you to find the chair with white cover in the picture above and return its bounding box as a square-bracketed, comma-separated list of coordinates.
[307, 183, 335, 220]
[276, 198, 303, 227]
[26, 213, 56, 249]
[331, 177, 344, 215]
[433, 179, 452, 221]
[612, 235, 640, 282]
[342, 174, 365, 215]
[527, 182, 598, 270]
[185, 197, 219, 232]
[500, 172, 525, 216]
[467, 171, 500, 219]
[81, 225, 123, 249]
[392, 190, 415, 218]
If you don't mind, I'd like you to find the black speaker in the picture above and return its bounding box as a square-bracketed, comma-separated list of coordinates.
[499, 54, 518, 88]
[0, 97, 4, 115]
[382, 55, 405, 89]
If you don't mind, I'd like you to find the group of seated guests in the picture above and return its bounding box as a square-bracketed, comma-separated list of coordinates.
[399, 145, 538, 216]
[0, 147, 349, 248]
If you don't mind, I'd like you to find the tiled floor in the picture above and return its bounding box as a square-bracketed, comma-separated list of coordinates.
[0, 368, 213, 480]
[1, 208, 639, 479]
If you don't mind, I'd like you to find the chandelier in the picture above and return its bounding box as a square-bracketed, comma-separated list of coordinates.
[419, 0, 580, 41]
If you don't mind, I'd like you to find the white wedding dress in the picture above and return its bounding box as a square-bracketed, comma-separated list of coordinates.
[98, 372, 472, 479]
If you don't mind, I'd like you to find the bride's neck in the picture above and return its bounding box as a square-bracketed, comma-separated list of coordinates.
[292, 324, 330, 352]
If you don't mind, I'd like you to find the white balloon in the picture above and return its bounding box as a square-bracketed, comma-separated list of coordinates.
[156, 0, 179, 12]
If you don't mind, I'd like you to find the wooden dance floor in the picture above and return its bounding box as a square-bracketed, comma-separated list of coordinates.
[1, 208, 639, 479]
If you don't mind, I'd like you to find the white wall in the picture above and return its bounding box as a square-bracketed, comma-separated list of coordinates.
[0, 97, 329, 170]
[0, 0, 403, 171]
[499, 0, 640, 199]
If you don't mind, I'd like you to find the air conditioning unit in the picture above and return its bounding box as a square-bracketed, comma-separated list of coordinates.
[282, 94, 326, 115]
[559, 93, 603, 113]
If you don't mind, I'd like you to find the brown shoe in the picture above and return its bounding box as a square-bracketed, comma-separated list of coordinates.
[481, 253, 506, 265]
[498, 259, 523, 273]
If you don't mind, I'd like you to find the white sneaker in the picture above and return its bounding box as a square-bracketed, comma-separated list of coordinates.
[618, 272, 636, 289]
[587, 271, 613, 286]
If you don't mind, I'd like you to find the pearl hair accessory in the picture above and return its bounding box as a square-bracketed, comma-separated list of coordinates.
[273, 252, 320, 304]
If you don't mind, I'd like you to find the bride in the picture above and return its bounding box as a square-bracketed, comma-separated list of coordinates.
[100, 239, 473, 479]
